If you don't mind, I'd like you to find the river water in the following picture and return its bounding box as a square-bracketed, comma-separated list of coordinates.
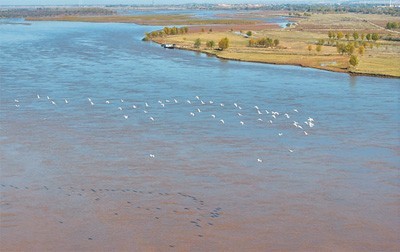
[0, 20, 399, 251]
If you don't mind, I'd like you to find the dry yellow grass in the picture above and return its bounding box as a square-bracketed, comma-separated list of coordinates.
[151, 13, 400, 77]
[26, 14, 260, 26]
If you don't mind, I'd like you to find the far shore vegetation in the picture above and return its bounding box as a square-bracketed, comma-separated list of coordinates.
[24, 14, 261, 26]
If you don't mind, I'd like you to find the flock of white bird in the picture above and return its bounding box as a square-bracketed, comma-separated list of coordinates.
[14, 94, 316, 163]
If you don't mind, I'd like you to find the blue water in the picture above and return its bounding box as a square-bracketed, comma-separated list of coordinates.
[0, 20, 399, 250]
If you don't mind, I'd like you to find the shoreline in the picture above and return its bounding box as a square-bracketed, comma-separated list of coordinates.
[150, 39, 399, 79]
[16, 15, 400, 78]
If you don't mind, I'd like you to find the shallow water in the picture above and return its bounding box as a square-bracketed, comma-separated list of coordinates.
[0, 20, 399, 251]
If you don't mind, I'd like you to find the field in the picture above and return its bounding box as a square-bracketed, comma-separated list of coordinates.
[150, 12, 400, 77]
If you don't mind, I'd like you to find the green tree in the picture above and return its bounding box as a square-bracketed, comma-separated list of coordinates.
[328, 31, 334, 39]
[163, 27, 170, 35]
[349, 55, 359, 67]
[308, 44, 313, 53]
[206, 40, 215, 49]
[336, 43, 346, 54]
[346, 43, 355, 55]
[218, 37, 229, 50]
[366, 33, 371, 41]
[345, 33, 350, 41]
[194, 38, 201, 48]
[337, 31, 344, 40]
[246, 31, 252, 37]
[361, 33, 365, 40]
[316, 44, 322, 53]
[353, 31, 359, 40]
[273, 39, 280, 47]
[371, 33, 379, 41]
[358, 45, 365, 55]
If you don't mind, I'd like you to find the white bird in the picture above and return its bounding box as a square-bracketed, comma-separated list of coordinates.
[265, 110, 269, 114]
[298, 125, 303, 129]
[90, 101, 94, 106]
[37, 94, 40, 99]
[220, 119, 225, 124]
[88, 98, 92, 102]
[149, 117, 154, 121]
[190, 112, 195, 116]
[106, 100, 110, 104]
[234, 103, 238, 108]
[195, 96, 200, 100]
[220, 103, 224, 107]
[166, 99, 170, 103]
[293, 109, 298, 113]
[64, 99, 68, 104]
[238, 106, 242, 110]
[304, 131, 308, 135]
[187, 100, 191, 104]
[257, 158, 263, 163]
[160, 103, 165, 107]
[118, 107, 123, 110]
[121, 99, 124, 103]
[143, 110, 148, 114]
[47, 96, 50, 100]
[237, 113, 242, 116]
[278, 133, 283, 136]
[149, 154, 155, 158]
[254, 105, 259, 110]
[124, 115, 128, 119]
[201, 100, 205, 105]
[174, 99, 178, 103]
[240, 121, 245, 125]
[15, 104, 20, 107]
[145, 102, 149, 107]
[14, 99, 19, 103]
[257, 118, 263, 122]
[285, 113, 290, 118]
[309, 122, 314, 128]
[269, 120, 273, 124]
[257, 110, 262, 115]
[197, 108, 201, 113]
[308, 117, 314, 122]
[211, 114, 216, 118]
[209, 101, 213, 104]
[272, 115, 276, 119]
[289, 149, 294, 153]
[158, 100, 162, 104]
[132, 105, 137, 109]
[51, 100, 56, 105]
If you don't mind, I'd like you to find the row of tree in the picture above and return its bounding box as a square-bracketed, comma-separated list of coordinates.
[143, 26, 189, 41]
[194, 37, 230, 50]
[327, 31, 380, 42]
[248, 37, 279, 48]
[386, 22, 400, 30]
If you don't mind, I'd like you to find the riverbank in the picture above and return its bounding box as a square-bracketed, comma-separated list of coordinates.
[23, 12, 400, 77]
[152, 37, 399, 78]
[148, 13, 400, 78]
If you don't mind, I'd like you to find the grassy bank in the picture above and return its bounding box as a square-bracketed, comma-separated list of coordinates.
[149, 13, 400, 78]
